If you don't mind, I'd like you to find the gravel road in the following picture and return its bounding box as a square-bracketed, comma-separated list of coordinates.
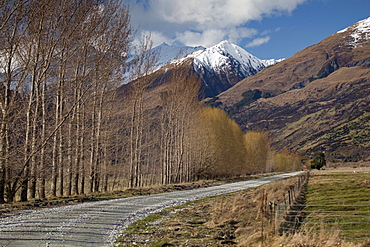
[0, 171, 303, 247]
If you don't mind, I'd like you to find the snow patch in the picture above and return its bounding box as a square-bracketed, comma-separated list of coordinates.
[337, 17, 370, 48]
[193, 40, 266, 74]
[169, 49, 205, 66]
[152, 42, 205, 69]
[262, 58, 285, 67]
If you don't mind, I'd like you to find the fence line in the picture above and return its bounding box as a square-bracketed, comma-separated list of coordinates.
[275, 204, 370, 240]
[259, 172, 370, 241]
[273, 203, 370, 240]
[258, 171, 309, 242]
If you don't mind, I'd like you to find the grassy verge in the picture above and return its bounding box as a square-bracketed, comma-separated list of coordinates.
[114, 167, 370, 247]
[270, 167, 370, 247]
[114, 175, 305, 246]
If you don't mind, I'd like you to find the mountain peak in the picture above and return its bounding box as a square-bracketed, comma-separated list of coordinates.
[337, 16, 370, 48]
[215, 40, 234, 48]
[157, 42, 170, 47]
[194, 40, 265, 73]
[189, 41, 271, 97]
[210, 40, 254, 57]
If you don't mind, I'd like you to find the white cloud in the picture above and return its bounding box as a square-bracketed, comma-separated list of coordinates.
[246, 36, 271, 47]
[172, 27, 259, 48]
[228, 27, 258, 44]
[153, 0, 306, 29]
[127, 0, 307, 47]
[175, 29, 226, 47]
[261, 27, 282, 36]
[139, 30, 173, 48]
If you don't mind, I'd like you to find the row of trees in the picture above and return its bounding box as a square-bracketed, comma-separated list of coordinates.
[196, 109, 301, 178]
[0, 0, 302, 203]
[0, 0, 132, 202]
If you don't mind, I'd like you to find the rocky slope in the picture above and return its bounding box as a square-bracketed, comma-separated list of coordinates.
[212, 17, 370, 160]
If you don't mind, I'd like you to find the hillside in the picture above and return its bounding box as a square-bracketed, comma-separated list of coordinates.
[212, 17, 370, 160]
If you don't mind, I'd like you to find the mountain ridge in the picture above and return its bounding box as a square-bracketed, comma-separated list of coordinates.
[146, 40, 282, 98]
[151, 42, 205, 70]
[212, 17, 370, 161]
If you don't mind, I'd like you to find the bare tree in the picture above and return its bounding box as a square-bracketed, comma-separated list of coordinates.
[0, 0, 32, 202]
[127, 35, 158, 188]
[159, 68, 201, 184]
[1, 0, 133, 201]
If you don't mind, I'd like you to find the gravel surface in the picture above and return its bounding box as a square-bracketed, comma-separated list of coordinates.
[0, 171, 303, 247]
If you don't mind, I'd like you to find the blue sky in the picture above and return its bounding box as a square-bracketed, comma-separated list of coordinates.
[126, 0, 370, 59]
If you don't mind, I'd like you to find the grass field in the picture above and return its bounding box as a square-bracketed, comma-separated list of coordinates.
[302, 166, 370, 243]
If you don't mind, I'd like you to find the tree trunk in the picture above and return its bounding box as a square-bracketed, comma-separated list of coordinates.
[29, 80, 40, 199]
[73, 98, 81, 195]
[80, 104, 86, 195]
[39, 80, 46, 199]
[21, 78, 36, 202]
[89, 89, 97, 193]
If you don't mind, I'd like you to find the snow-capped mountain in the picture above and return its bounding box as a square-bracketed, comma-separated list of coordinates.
[124, 40, 282, 97]
[337, 16, 370, 48]
[151, 42, 205, 70]
[182, 40, 282, 97]
[194, 40, 266, 77]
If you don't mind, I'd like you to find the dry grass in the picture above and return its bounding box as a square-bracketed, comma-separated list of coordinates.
[116, 168, 370, 247]
[116, 176, 306, 246]
[267, 231, 364, 247]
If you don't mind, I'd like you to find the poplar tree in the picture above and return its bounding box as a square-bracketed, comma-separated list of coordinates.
[244, 131, 269, 174]
[0, 0, 132, 202]
[197, 107, 247, 178]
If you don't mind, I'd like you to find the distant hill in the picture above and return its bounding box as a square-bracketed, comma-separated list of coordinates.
[211, 17, 370, 161]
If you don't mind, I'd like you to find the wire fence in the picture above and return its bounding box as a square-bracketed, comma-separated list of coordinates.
[259, 171, 309, 242]
[258, 171, 370, 242]
[275, 204, 370, 240]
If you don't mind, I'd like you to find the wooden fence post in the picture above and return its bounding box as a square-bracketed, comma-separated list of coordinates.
[261, 189, 265, 245]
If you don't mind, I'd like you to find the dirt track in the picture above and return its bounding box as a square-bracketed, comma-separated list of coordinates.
[0, 171, 303, 247]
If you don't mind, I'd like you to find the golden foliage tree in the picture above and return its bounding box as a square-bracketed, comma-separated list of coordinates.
[244, 131, 269, 174]
[196, 107, 246, 178]
[274, 149, 302, 172]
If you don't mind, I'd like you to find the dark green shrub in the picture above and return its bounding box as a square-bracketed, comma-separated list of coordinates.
[310, 152, 326, 170]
